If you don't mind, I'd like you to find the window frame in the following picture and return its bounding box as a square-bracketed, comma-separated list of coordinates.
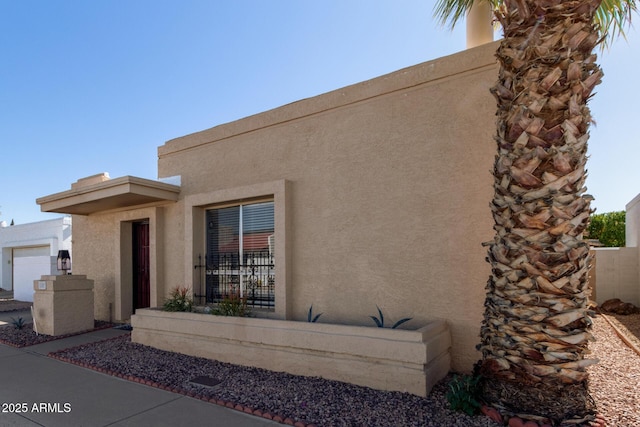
[183, 180, 290, 319]
[205, 200, 275, 309]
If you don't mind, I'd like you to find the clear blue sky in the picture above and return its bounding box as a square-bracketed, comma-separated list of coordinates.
[1, 1, 638, 225]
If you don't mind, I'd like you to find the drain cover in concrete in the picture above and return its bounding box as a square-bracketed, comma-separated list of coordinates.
[189, 376, 223, 388]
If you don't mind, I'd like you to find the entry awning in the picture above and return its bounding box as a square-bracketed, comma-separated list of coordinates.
[37, 173, 181, 215]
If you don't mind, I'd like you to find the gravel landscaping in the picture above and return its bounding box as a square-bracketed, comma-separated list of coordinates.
[52, 315, 640, 426]
[49, 334, 500, 427]
[586, 313, 640, 426]
[0, 320, 115, 347]
[0, 300, 113, 347]
[2, 301, 639, 426]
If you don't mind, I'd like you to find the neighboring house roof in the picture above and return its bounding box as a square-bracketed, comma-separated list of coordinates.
[217, 232, 274, 253]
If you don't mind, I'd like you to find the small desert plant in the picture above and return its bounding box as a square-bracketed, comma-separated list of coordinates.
[163, 286, 194, 312]
[369, 305, 412, 329]
[211, 289, 251, 317]
[446, 374, 482, 416]
[307, 305, 323, 322]
[10, 316, 26, 330]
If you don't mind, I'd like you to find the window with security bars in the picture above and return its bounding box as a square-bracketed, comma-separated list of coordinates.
[205, 201, 275, 308]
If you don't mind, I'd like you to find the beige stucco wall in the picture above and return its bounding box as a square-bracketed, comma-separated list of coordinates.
[67, 42, 499, 373]
[32, 275, 94, 336]
[72, 203, 184, 322]
[592, 247, 639, 306]
[589, 195, 640, 306]
[132, 309, 451, 397]
[72, 215, 115, 321]
[150, 42, 498, 372]
[626, 193, 640, 247]
[591, 193, 640, 307]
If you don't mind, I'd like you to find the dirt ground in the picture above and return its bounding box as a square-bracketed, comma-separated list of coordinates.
[607, 313, 640, 354]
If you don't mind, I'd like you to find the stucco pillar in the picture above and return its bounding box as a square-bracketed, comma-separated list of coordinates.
[466, 1, 493, 48]
[32, 274, 94, 336]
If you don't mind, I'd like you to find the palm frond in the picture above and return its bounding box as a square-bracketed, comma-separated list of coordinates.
[434, 0, 638, 49]
[433, 0, 475, 29]
[595, 0, 638, 48]
[433, 0, 499, 30]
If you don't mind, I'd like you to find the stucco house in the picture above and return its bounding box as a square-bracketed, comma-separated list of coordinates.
[37, 42, 499, 394]
[0, 217, 72, 302]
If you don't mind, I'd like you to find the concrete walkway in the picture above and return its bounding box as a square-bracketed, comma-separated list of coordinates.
[0, 313, 279, 427]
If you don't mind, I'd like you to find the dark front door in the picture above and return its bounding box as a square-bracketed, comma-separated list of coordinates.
[132, 221, 150, 310]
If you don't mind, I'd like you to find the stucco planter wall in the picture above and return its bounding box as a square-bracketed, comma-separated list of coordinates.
[131, 308, 451, 397]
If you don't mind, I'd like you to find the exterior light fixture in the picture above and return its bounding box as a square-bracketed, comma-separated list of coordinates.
[57, 250, 71, 274]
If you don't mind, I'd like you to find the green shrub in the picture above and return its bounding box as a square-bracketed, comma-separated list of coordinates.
[446, 374, 482, 415]
[211, 289, 251, 317]
[10, 316, 26, 330]
[163, 286, 194, 312]
[587, 211, 625, 247]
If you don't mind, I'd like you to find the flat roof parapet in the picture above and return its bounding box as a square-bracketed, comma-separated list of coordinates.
[71, 172, 111, 189]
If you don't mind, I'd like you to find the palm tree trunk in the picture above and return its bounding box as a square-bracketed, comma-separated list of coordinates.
[478, 0, 603, 423]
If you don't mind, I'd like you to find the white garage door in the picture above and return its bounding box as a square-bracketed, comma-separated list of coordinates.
[13, 246, 53, 302]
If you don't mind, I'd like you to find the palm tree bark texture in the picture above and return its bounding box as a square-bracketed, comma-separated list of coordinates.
[477, 0, 603, 423]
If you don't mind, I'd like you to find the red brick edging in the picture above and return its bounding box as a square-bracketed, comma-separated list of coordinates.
[48, 344, 314, 427]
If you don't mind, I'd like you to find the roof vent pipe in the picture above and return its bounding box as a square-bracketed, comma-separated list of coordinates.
[466, 1, 494, 48]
